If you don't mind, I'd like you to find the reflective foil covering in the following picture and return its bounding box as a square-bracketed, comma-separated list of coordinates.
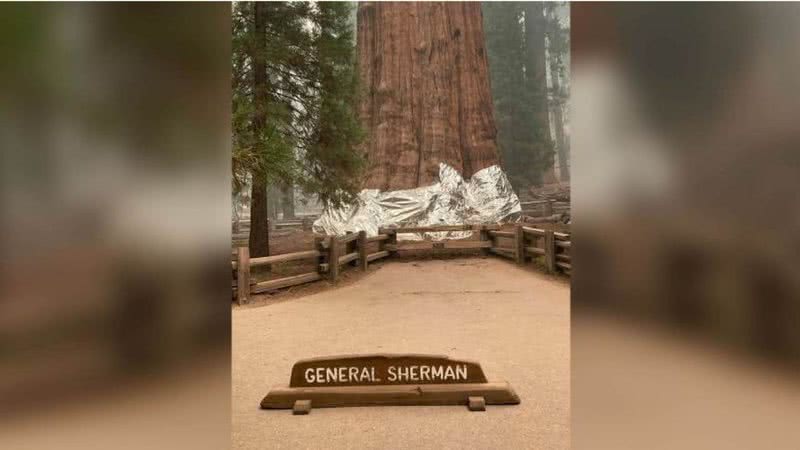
[313, 164, 521, 240]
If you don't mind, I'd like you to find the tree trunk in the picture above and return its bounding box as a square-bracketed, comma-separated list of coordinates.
[547, 6, 570, 182]
[483, 2, 528, 192]
[523, 2, 554, 185]
[248, 2, 270, 258]
[357, 2, 500, 190]
[550, 64, 570, 182]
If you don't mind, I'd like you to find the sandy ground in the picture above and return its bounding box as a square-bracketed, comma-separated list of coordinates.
[232, 257, 570, 449]
[572, 312, 800, 450]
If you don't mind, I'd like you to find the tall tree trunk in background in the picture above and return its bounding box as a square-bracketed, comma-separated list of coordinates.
[523, 2, 555, 184]
[248, 2, 270, 258]
[483, 2, 528, 192]
[357, 2, 500, 190]
[547, 4, 570, 182]
[549, 52, 570, 182]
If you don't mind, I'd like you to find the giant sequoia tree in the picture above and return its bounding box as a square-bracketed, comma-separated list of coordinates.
[357, 2, 500, 190]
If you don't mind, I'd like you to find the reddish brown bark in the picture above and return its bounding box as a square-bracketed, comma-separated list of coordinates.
[357, 2, 500, 190]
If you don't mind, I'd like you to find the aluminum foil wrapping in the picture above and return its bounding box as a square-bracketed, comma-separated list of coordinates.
[313, 163, 521, 240]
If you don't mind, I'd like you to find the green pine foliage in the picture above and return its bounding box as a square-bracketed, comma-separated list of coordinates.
[231, 1, 363, 207]
[303, 1, 365, 207]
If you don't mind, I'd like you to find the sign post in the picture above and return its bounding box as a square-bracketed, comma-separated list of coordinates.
[261, 354, 520, 414]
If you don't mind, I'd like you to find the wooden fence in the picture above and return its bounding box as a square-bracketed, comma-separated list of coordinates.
[233, 224, 570, 304]
[486, 226, 572, 274]
[232, 217, 317, 243]
[519, 199, 570, 217]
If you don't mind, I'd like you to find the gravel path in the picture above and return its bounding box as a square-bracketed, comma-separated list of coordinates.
[233, 258, 570, 449]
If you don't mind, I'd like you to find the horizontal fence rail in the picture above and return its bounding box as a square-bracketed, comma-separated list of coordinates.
[519, 199, 570, 217]
[487, 225, 572, 275]
[250, 250, 320, 267]
[233, 224, 570, 304]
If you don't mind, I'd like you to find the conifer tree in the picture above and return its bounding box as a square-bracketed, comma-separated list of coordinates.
[483, 2, 531, 190]
[355, 2, 500, 190]
[232, 2, 363, 256]
[545, 2, 570, 181]
[483, 1, 564, 190]
[302, 1, 364, 207]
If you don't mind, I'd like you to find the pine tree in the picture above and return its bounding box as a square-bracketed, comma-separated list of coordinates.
[231, 2, 364, 256]
[302, 1, 364, 207]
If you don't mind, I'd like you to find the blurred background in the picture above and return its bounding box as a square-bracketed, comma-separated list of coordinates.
[0, 4, 231, 449]
[571, 3, 800, 449]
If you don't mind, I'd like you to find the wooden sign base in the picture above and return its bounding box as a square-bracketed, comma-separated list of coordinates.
[260, 354, 520, 413]
[262, 382, 519, 412]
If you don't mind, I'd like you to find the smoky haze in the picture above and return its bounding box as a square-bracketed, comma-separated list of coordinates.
[483, 1, 571, 191]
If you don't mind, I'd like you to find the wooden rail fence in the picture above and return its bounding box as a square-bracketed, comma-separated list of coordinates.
[233, 224, 570, 305]
[519, 199, 570, 217]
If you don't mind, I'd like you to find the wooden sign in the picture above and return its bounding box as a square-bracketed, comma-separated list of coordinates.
[290, 354, 487, 387]
[261, 354, 520, 414]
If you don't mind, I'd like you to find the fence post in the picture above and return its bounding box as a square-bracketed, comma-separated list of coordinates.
[314, 236, 325, 275]
[344, 232, 354, 266]
[358, 230, 368, 270]
[543, 200, 554, 217]
[386, 229, 397, 257]
[349, 231, 358, 266]
[479, 225, 490, 256]
[328, 236, 339, 283]
[515, 224, 525, 265]
[236, 246, 250, 305]
[544, 230, 556, 273]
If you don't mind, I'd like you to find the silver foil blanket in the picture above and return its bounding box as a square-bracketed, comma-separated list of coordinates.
[313, 164, 521, 240]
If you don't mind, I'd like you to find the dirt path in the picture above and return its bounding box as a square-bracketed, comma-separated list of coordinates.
[232, 258, 570, 449]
